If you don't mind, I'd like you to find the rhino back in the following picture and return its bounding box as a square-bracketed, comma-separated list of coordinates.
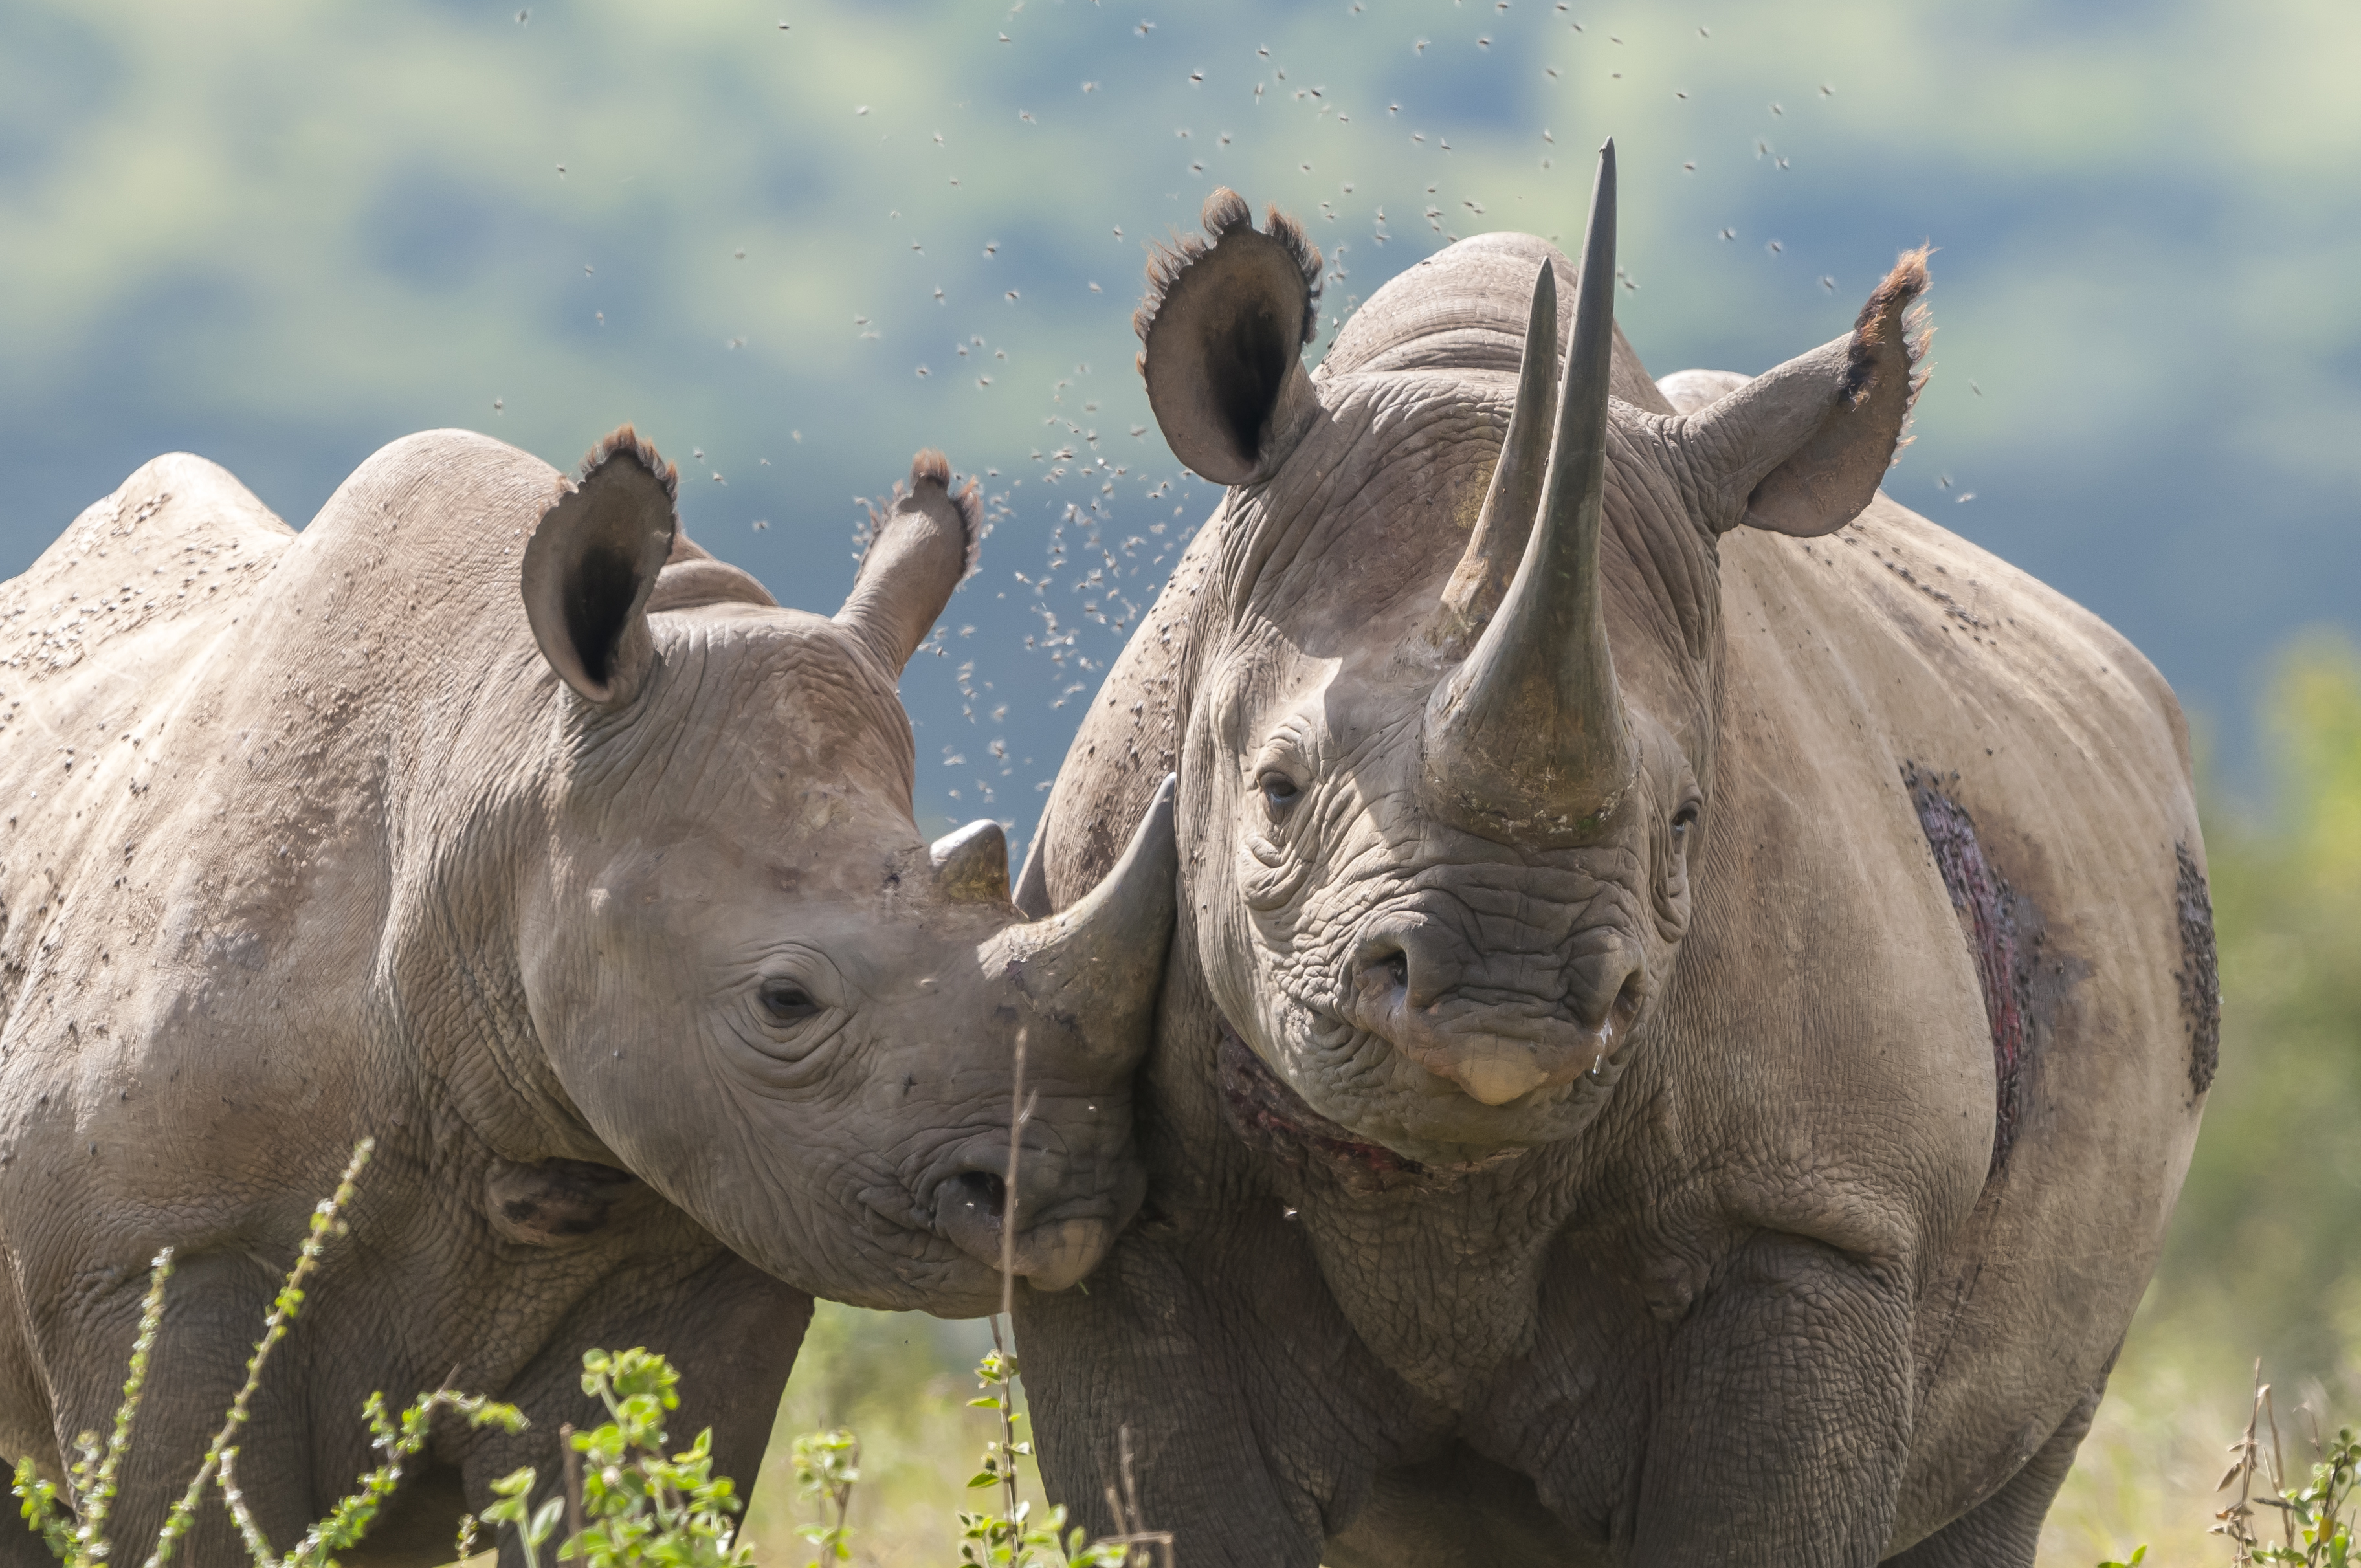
[1707, 497, 2204, 1541]
[0, 456, 296, 1021]
[0, 430, 573, 1267]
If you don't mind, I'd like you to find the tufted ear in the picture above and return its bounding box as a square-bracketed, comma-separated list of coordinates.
[1136, 188, 1324, 486]
[1672, 248, 1933, 536]
[834, 450, 980, 674]
[523, 423, 679, 704]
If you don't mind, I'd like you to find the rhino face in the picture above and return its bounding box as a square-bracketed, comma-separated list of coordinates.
[1140, 148, 1925, 1165]
[516, 434, 1175, 1314]
[1189, 623, 1700, 1159]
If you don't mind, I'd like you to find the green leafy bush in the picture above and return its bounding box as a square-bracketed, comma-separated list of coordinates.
[11, 1140, 1155, 1567]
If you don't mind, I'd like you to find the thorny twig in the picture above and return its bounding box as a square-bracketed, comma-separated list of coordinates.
[995, 1026, 1037, 1534]
[145, 1138, 375, 1568]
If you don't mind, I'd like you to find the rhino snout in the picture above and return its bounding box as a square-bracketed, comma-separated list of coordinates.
[1342, 914, 1646, 1107]
[927, 1136, 1138, 1293]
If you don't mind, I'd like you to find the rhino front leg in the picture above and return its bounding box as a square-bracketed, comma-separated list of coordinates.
[1019, 1231, 1331, 1568]
[1622, 1233, 1914, 1567]
[32, 1249, 318, 1568]
[454, 1248, 810, 1568]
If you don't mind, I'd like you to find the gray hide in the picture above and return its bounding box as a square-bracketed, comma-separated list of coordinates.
[0, 429, 1176, 1565]
[1012, 149, 2211, 1567]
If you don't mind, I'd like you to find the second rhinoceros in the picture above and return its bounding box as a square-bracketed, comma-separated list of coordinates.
[0, 428, 1173, 1563]
[1014, 146, 2212, 1567]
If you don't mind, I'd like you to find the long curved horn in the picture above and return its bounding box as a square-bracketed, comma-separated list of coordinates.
[1420, 141, 1634, 845]
[1428, 262, 1559, 654]
[992, 775, 1178, 1066]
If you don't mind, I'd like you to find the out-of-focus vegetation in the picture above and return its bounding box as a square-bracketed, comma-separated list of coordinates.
[738, 1307, 996, 1565]
[2040, 633, 2361, 1566]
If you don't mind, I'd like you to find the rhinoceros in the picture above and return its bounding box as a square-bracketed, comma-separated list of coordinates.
[1012, 144, 2215, 1566]
[0, 427, 1174, 1563]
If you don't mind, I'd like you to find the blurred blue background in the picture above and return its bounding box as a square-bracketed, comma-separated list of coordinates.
[3, 0, 2352, 834]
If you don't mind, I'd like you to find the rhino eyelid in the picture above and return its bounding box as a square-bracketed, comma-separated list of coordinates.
[759, 979, 824, 1024]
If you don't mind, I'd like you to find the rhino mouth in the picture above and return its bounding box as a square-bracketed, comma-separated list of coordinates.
[929, 1175, 1131, 1294]
[1241, 973, 1641, 1165]
[1340, 972, 1639, 1107]
[838, 1165, 1133, 1310]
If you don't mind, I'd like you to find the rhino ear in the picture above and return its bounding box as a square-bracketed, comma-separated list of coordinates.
[834, 450, 979, 674]
[523, 423, 679, 704]
[1674, 247, 1933, 536]
[1136, 189, 1324, 486]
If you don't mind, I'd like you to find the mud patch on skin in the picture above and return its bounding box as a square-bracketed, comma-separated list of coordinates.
[1903, 764, 2084, 1174]
[1215, 1026, 1526, 1197]
[2175, 840, 2220, 1096]
[1219, 1026, 1430, 1197]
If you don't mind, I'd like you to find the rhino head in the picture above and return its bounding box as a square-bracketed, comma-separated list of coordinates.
[513, 432, 1174, 1314]
[1136, 144, 1926, 1164]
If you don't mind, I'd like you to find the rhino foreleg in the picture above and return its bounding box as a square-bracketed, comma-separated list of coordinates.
[1619, 1233, 1914, 1567]
[34, 1248, 319, 1568]
[1019, 1231, 1331, 1568]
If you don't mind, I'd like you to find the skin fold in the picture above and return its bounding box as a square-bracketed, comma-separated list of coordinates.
[1014, 175, 2210, 1567]
[0, 431, 1175, 1565]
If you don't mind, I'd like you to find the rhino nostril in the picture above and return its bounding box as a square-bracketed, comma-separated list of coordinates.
[953, 1169, 1007, 1222]
[1356, 945, 1410, 1004]
[1566, 950, 1644, 1030]
[1614, 971, 1644, 1021]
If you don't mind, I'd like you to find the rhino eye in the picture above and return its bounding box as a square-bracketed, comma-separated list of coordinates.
[760, 981, 821, 1024]
[1259, 771, 1302, 815]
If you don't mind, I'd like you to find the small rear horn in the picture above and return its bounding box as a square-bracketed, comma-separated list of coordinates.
[931, 819, 1012, 903]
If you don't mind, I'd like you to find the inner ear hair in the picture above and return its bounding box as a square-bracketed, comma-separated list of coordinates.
[521, 423, 680, 704]
[1135, 188, 1324, 486]
[1680, 247, 1934, 538]
[1747, 245, 1933, 538]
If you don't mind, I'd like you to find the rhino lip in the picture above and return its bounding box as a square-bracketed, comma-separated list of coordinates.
[927, 1176, 1125, 1293]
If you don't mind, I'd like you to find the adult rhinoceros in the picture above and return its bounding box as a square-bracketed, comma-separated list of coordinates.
[1013, 144, 2214, 1567]
[0, 427, 1173, 1563]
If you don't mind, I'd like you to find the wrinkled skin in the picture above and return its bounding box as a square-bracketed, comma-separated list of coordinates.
[1015, 201, 2209, 1567]
[0, 431, 1171, 1565]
